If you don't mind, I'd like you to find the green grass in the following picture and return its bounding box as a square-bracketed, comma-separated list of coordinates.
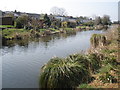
[101, 49, 117, 54]
[39, 29, 46, 32]
[99, 64, 113, 74]
[0, 25, 15, 28]
[49, 28, 59, 31]
[99, 72, 117, 83]
[76, 26, 87, 29]
[2, 28, 25, 35]
[2, 28, 27, 39]
[79, 84, 94, 88]
[64, 28, 73, 30]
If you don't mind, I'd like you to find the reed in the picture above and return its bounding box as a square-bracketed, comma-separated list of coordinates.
[40, 56, 90, 88]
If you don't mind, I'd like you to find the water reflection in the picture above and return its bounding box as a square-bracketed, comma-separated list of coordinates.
[2, 32, 76, 49]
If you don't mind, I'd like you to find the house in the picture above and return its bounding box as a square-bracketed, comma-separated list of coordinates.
[0, 11, 5, 16]
[67, 18, 77, 23]
[54, 16, 67, 21]
[0, 17, 13, 25]
[79, 18, 93, 24]
[27, 13, 40, 19]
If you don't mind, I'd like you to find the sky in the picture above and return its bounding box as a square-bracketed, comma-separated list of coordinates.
[0, 0, 119, 21]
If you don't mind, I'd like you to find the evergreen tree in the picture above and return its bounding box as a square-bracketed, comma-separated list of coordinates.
[44, 14, 51, 28]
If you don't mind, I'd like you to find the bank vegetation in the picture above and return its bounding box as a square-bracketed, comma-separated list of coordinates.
[39, 25, 119, 89]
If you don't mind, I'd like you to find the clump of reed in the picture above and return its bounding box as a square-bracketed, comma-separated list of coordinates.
[90, 34, 106, 48]
[40, 55, 91, 88]
[39, 53, 104, 88]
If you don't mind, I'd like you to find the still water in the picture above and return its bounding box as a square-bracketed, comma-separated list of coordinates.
[1, 30, 103, 88]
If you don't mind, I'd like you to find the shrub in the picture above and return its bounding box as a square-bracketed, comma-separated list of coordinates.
[40, 57, 90, 88]
[86, 53, 102, 73]
[15, 15, 29, 28]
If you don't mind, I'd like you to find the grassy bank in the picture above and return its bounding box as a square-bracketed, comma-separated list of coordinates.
[0, 24, 108, 41]
[0, 25, 15, 28]
[1, 27, 77, 40]
[87, 25, 119, 88]
[39, 25, 119, 88]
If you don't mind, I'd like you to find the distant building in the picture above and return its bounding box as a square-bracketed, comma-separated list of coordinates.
[54, 16, 67, 21]
[27, 13, 40, 19]
[39, 14, 45, 20]
[67, 18, 77, 23]
[0, 17, 13, 25]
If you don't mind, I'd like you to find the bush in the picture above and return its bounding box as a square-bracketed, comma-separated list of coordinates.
[86, 53, 102, 73]
[15, 15, 29, 28]
[40, 56, 90, 88]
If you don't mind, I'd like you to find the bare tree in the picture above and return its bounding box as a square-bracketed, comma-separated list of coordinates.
[50, 7, 67, 16]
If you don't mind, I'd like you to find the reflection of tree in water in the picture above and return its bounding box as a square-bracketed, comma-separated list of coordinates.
[2, 40, 16, 48]
[40, 35, 56, 48]
[59, 32, 76, 39]
[2, 32, 77, 49]
[2, 39, 29, 48]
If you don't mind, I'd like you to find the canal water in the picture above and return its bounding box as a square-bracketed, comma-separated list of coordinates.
[1, 30, 103, 88]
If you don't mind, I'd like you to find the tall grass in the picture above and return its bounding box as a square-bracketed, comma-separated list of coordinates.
[90, 34, 106, 48]
[39, 53, 104, 88]
[40, 56, 91, 88]
[86, 54, 102, 73]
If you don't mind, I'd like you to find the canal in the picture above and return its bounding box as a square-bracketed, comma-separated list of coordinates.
[1, 30, 103, 88]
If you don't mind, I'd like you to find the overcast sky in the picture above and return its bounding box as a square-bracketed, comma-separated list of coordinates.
[0, 0, 119, 21]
